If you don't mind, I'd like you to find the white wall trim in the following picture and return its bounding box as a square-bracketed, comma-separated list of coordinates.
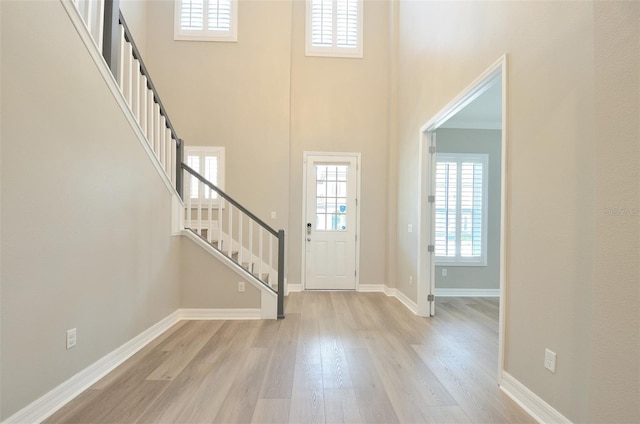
[435, 288, 500, 297]
[500, 372, 573, 424]
[179, 308, 262, 320]
[1, 310, 181, 424]
[286, 283, 304, 294]
[358, 284, 385, 292]
[384, 286, 419, 314]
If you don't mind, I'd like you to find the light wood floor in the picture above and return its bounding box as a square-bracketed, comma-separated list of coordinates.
[45, 293, 534, 424]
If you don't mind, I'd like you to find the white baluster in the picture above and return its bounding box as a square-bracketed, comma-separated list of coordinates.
[238, 213, 243, 267]
[126, 43, 133, 106]
[259, 228, 264, 281]
[249, 221, 254, 273]
[160, 116, 167, 170]
[84, 0, 92, 33]
[169, 132, 175, 186]
[207, 185, 213, 243]
[147, 89, 154, 145]
[197, 178, 202, 235]
[227, 204, 233, 257]
[154, 103, 161, 157]
[185, 170, 192, 229]
[118, 26, 125, 90]
[218, 199, 223, 249]
[96, 0, 105, 51]
[269, 234, 273, 286]
[140, 75, 147, 136]
[133, 60, 140, 121]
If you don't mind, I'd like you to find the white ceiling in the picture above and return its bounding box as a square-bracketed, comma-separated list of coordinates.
[440, 82, 502, 130]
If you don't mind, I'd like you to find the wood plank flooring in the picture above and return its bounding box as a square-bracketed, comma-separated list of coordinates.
[45, 293, 534, 424]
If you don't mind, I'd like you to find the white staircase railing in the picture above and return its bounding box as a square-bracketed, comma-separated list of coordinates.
[182, 164, 285, 315]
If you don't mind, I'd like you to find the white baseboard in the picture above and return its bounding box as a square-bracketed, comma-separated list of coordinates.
[286, 283, 303, 294]
[180, 308, 262, 320]
[500, 372, 572, 424]
[435, 288, 500, 297]
[358, 284, 385, 292]
[2, 310, 181, 424]
[384, 286, 418, 314]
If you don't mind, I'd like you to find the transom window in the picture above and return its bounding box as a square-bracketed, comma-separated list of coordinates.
[435, 153, 488, 265]
[174, 0, 238, 42]
[306, 0, 363, 58]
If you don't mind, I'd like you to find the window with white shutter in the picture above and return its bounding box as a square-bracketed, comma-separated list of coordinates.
[174, 0, 238, 42]
[306, 0, 363, 58]
[435, 153, 488, 266]
[186, 146, 225, 205]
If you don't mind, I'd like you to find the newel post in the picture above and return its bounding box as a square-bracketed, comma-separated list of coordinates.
[102, 0, 120, 78]
[176, 139, 184, 199]
[277, 230, 285, 319]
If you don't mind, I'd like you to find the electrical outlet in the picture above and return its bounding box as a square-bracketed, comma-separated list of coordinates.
[66, 328, 77, 350]
[238, 281, 245, 292]
[271, 211, 277, 219]
[544, 348, 556, 373]
[409, 275, 413, 285]
[408, 224, 413, 233]
[442, 268, 448, 277]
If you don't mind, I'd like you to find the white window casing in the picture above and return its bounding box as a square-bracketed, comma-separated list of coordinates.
[174, 0, 238, 42]
[306, 0, 363, 58]
[185, 146, 225, 206]
[435, 153, 488, 266]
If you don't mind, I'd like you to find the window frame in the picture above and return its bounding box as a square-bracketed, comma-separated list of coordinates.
[305, 0, 364, 58]
[174, 0, 238, 42]
[185, 146, 225, 207]
[434, 152, 489, 267]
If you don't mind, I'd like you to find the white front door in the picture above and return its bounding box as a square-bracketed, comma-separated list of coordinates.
[304, 154, 358, 290]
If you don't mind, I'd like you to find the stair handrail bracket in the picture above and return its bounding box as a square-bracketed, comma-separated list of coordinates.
[182, 164, 285, 319]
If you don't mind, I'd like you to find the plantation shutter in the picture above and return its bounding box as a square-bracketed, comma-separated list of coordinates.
[176, 0, 236, 41]
[308, 0, 362, 56]
[435, 153, 487, 263]
[207, 0, 232, 31]
[311, 0, 333, 46]
[336, 0, 358, 48]
[180, 0, 204, 30]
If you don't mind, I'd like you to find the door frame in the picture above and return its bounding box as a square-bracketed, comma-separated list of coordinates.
[301, 151, 362, 290]
[417, 54, 508, 382]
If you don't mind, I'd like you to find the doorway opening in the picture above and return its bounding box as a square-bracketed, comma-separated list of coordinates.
[302, 152, 361, 290]
[417, 55, 508, 380]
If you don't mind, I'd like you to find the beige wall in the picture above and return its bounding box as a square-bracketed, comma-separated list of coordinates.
[395, 1, 638, 422]
[181, 237, 261, 308]
[288, 0, 390, 286]
[120, 0, 149, 55]
[142, 0, 391, 287]
[0, 1, 181, 418]
[143, 0, 292, 233]
[589, 2, 639, 421]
